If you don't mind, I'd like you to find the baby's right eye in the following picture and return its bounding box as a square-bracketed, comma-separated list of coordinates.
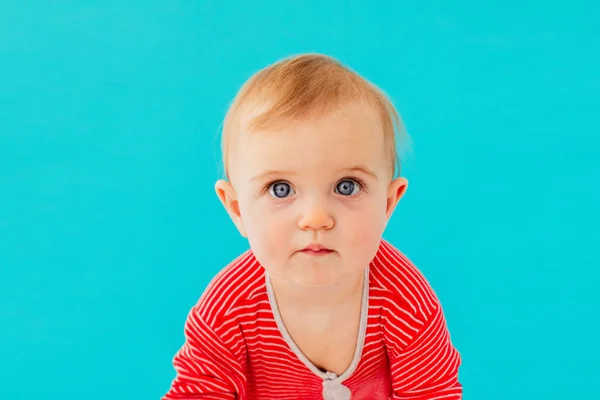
[268, 182, 295, 198]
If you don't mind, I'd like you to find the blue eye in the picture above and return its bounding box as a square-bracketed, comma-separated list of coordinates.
[335, 180, 361, 196]
[268, 182, 295, 198]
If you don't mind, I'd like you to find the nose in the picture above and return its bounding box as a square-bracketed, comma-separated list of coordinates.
[298, 200, 334, 231]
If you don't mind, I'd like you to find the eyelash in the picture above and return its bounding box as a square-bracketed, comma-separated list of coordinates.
[262, 177, 366, 195]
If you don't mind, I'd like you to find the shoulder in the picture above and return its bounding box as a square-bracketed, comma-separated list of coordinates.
[193, 249, 266, 328]
[369, 239, 440, 322]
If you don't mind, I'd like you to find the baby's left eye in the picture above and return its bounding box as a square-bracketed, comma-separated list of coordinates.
[335, 180, 361, 196]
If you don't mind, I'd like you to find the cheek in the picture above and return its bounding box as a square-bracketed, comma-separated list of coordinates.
[340, 198, 388, 248]
[344, 211, 385, 240]
[243, 202, 293, 256]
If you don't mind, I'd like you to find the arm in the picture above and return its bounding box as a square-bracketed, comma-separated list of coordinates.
[162, 306, 246, 400]
[387, 305, 463, 399]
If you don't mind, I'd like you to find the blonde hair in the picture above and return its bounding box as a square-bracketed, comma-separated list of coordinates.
[220, 53, 409, 179]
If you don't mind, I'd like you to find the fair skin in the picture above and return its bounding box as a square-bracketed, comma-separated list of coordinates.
[215, 101, 407, 374]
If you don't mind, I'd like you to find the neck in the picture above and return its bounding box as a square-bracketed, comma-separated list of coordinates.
[268, 269, 366, 314]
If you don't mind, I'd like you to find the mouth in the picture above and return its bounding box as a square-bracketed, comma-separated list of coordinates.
[300, 245, 334, 256]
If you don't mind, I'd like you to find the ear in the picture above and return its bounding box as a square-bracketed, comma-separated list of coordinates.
[215, 179, 247, 237]
[385, 177, 408, 219]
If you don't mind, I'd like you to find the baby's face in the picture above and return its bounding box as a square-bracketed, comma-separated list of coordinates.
[219, 102, 407, 289]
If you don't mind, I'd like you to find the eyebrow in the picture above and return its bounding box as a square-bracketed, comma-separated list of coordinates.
[250, 165, 378, 182]
[250, 170, 296, 182]
[340, 165, 378, 179]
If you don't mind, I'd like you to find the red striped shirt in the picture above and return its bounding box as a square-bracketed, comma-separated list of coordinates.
[163, 240, 462, 399]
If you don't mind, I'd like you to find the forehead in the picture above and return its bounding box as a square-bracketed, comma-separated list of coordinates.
[230, 103, 388, 181]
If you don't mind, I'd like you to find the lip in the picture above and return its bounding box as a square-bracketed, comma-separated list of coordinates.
[300, 244, 333, 255]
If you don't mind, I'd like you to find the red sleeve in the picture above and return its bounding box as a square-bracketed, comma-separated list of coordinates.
[386, 305, 463, 399]
[162, 306, 247, 400]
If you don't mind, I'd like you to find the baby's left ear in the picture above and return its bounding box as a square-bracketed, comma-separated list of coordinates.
[386, 177, 408, 219]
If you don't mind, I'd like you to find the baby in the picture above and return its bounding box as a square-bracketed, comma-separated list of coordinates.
[163, 54, 462, 399]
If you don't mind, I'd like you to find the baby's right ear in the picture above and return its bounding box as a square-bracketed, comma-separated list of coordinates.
[214, 179, 247, 237]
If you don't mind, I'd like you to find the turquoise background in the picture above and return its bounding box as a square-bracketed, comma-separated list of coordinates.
[1, 1, 598, 399]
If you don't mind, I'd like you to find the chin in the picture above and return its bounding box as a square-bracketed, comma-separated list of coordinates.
[291, 267, 353, 289]
[293, 277, 339, 289]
